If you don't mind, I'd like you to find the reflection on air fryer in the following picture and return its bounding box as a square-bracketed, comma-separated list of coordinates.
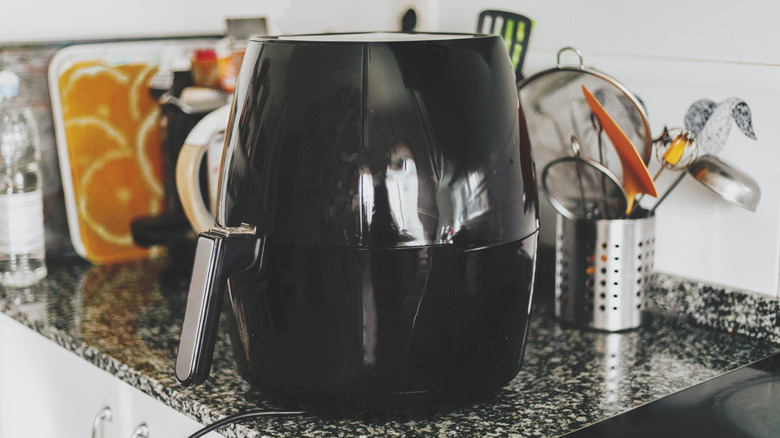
[365, 141, 494, 246]
[383, 143, 425, 243]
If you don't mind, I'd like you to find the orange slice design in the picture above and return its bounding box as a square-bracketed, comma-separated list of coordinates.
[60, 60, 165, 264]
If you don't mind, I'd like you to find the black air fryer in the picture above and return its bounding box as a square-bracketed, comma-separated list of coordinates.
[175, 32, 539, 412]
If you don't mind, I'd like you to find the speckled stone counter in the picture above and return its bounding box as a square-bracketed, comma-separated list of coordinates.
[646, 273, 780, 344]
[1, 253, 778, 438]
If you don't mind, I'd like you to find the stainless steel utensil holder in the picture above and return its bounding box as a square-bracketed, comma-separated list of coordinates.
[554, 213, 655, 331]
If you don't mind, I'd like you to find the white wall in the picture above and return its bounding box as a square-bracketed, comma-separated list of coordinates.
[0, 0, 399, 42]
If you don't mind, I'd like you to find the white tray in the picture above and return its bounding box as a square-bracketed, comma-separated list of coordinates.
[49, 38, 217, 263]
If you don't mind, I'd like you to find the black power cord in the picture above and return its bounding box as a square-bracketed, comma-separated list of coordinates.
[187, 410, 305, 438]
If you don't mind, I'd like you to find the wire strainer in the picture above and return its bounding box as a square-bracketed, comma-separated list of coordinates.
[542, 136, 627, 220]
[519, 47, 652, 177]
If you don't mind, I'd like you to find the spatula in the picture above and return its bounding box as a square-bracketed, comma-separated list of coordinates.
[582, 85, 657, 215]
[477, 10, 533, 81]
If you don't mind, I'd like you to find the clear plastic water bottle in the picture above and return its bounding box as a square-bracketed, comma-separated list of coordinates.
[0, 70, 46, 287]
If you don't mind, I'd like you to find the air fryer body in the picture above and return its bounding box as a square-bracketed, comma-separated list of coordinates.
[216, 33, 539, 410]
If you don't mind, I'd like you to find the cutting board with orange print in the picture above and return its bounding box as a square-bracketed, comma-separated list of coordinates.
[49, 40, 216, 264]
[56, 60, 164, 264]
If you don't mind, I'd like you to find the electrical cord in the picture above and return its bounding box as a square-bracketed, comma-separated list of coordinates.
[187, 410, 305, 438]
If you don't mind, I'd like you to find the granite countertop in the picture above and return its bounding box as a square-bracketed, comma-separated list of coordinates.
[1, 253, 778, 438]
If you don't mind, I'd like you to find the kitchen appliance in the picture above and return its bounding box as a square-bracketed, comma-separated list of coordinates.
[518, 48, 652, 181]
[562, 350, 780, 437]
[532, 72, 656, 332]
[174, 32, 540, 411]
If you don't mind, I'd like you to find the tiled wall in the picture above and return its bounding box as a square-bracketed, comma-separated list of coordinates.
[436, 0, 780, 298]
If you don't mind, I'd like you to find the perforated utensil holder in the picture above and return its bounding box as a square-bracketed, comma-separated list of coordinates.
[554, 213, 655, 331]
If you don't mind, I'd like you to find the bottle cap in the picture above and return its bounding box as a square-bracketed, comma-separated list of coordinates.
[0, 71, 20, 98]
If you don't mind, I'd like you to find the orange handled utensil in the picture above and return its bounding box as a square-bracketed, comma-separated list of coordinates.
[582, 85, 657, 215]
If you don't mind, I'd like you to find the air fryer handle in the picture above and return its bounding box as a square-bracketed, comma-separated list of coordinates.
[175, 224, 262, 387]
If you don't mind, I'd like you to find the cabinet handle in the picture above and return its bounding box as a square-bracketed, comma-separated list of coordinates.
[91, 406, 113, 438]
[130, 423, 150, 438]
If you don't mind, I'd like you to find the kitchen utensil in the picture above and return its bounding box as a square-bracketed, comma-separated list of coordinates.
[555, 213, 655, 332]
[692, 156, 761, 211]
[590, 112, 606, 166]
[519, 48, 652, 175]
[541, 136, 627, 220]
[651, 127, 699, 180]
[174, 32, 539, 412]
[518, 47, 651, 238]
[650, 155, 761, 214]
[582, 85, 657, 215]
[627, 127, 698, 216]
[477, 10, 532, 81]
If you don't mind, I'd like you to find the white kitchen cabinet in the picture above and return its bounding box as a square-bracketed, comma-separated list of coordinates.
[0, 313, 222, 438]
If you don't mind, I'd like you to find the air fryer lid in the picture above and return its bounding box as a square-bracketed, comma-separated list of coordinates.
[217, 32, 538, 249]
